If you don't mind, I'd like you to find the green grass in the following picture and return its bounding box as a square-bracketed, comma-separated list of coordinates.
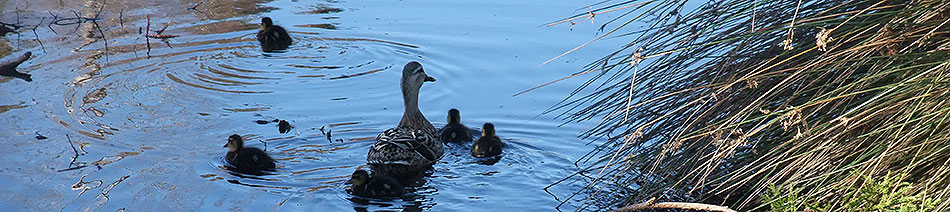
[761, 171, 941, 212]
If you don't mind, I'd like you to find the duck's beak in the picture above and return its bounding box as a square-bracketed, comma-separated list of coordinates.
[424, 75, 436, 82]
[223, 143, 228, 147]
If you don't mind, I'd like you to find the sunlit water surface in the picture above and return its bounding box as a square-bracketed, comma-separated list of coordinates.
[0, 0, 627, 211]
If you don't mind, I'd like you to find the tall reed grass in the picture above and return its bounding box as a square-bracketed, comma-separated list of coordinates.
[545, 0, 950, 210]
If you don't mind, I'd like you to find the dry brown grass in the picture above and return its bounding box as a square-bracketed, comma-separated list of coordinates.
[543, 0, 950, 210]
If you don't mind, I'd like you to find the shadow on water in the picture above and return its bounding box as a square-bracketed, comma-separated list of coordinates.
[0, 0, 631, 211]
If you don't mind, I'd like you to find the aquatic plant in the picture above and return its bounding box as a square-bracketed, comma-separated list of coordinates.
[761, 171, 941, 212]
[542, 0, 950, 210]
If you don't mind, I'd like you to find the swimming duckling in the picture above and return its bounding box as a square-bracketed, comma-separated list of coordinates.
[367, 62, 443, 170]
[439, 109, 473, 142]
[350, 170, 405, 198]
[256, 17, 292, 52]
[277, 120, 292, 134]
[223, 134, 276, 171]
[471, 123, 503, 158]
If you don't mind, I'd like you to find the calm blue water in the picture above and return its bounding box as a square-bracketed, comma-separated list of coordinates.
[0, 0, 627, 210]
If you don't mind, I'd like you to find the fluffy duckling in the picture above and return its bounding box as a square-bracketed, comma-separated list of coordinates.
[471, 123, 503, 158]
[350, 170, 405, 198]
[223, 134, 276, 171]
[439, 109, 473, 142]
[257, 17, 292, 52]
[367, 62, 444, 170]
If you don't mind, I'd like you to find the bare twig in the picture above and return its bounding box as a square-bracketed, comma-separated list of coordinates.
[91, 4, 109, 63]
[155, 19, 171, 34]
[66, 134, 80, 167]
[145, 14, 151, 58]
[31, 17, 47, 53]
[47, 11, 59, 34]
[118, 9, 124, 28]
[188, 2, 204, 11]
[146, 34, 180, 38]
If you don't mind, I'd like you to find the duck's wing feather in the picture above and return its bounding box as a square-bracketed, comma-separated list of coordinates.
[367, 128, 438, 165]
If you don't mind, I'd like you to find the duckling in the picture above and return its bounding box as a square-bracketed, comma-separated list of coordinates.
[349, 170, 405, 198]
[439, 109, 473, 142]
[223, 134, 276, 171]
[0, 51, 32, 82]
[471, 123, 503, 158]
[256, 17, 292, 52]
[367, 62, 444, 170]
[277, 119, 292, 134]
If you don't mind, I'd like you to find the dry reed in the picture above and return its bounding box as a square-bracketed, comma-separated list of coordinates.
[544, 0, 950, 210]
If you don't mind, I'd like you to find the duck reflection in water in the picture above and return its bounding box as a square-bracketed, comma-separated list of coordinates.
[223, 134, 276, 175]
[257, 17, 292, 52]
[348, 169, 405, 198]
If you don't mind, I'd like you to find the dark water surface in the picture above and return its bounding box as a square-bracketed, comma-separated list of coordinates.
[0, 0, 626, 211]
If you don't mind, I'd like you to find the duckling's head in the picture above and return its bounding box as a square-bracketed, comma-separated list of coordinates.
[224, 134, 243, 152]
[400, 61, 436, 98]
[447, 109, 461, 124]
[482, 123, 495, 137]
[351, 170, 370, 186]
[260, 17, 274, 29]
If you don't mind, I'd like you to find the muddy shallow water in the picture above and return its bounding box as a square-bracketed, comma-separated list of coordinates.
[0, 0, 627, 211]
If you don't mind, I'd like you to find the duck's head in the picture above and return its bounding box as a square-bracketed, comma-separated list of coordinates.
[447, 109, 461, 124]
[482, 123, 495, 137]
[350, 170, 370, 186]
[400, 61, 436, 96]
[260, 17, 274, 30]
[224, 134, 243, 152]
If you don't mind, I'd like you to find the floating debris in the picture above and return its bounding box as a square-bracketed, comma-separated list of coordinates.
[35, 132, 47, 140]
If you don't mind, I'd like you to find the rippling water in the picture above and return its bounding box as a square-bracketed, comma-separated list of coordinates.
[0, 0, 627, 211]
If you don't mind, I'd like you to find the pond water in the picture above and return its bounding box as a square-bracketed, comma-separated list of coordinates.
[0, 0, 627, 211]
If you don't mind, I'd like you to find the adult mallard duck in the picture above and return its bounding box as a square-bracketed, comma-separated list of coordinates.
[439, 109, 473, 142]
[349, 170, 405, 198]
[223, 134, 276, 171]
[471, 123, 503, 158]
[257, 17, 292, 52]
[366, 62, 444, 170]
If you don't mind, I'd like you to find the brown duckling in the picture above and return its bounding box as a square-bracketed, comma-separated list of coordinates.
[439, 108, 473, 142]
[257, 17, 292, 52]
[223, 134, 276, 171]
[471, 123, 503, 158]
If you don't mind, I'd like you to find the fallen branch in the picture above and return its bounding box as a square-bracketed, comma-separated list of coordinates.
[612, 198, 736, 212]
[0, 51, 33, 81]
